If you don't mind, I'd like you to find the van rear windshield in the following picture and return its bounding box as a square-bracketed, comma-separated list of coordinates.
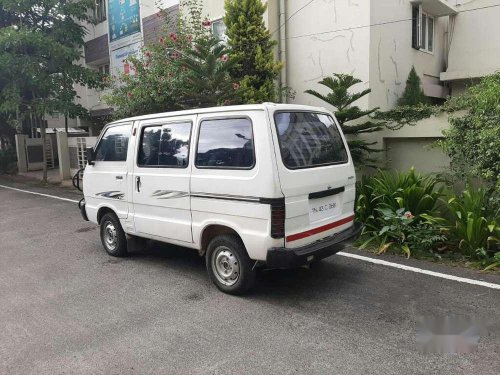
[274, 112, 348, 169]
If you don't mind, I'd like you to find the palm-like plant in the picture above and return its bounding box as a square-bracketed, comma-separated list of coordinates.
[179, 36, 237, 108]
[305, 74, 384, 165]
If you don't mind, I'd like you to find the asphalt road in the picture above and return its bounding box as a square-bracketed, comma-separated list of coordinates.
[1, 179, 499, 375]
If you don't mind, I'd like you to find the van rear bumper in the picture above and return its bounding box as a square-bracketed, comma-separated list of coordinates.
[266, 222, 363, 268]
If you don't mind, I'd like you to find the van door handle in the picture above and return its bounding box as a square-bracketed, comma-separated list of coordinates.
[136, 176, 141, 192]
[115, 175, 123, 180]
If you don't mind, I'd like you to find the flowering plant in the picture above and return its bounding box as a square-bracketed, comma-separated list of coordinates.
[361, 207, 421, 258]
[105, 0, 238, 117]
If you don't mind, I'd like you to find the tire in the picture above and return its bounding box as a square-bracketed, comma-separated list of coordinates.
[206, 235, 256, 295]
[100, 213, 128, 257]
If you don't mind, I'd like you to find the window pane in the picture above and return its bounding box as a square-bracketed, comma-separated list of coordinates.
[95, 124, 131, 162]
[274, 112, 348, 169]
[428, 17, 434, 52]
[421, 14, 427, 49]
[196, 118, 254, 168]
[138, 122, 192, 167]
[411, 6, 419, 49]
[212, 20, 228, 42]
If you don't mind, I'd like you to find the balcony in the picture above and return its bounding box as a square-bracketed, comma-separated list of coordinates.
[410, 0, 457, 17]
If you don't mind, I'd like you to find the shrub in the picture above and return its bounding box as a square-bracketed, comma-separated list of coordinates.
[356, 171, 500, 268]
[224, 0, 282, 103]
[360, 207, 416, 257]
[446, 186, 499, 260]
[397, 66, 429, 106]
[0, 147, 17, 174]
[357, 168, 444, 257]
[405, 222, 448, 255]
[356, 167, 443, 221]
[440, 72, 500, 194]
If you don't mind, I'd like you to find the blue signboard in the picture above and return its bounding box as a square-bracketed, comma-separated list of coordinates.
[108, 0, 141, 43]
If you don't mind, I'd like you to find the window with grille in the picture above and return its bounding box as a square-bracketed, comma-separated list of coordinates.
[94, 0, 107, 24]
[212, 19, 228, 43]
[412, 5, 434, 53]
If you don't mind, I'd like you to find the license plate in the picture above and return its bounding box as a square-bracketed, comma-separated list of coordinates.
[309, 194, 341, 223]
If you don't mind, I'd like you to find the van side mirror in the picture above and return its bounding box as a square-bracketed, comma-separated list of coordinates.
[86, 147, 95, 166]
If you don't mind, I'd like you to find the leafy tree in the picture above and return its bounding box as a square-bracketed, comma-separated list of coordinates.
[106, 0, 237, 117]
[305, 74, 383, 165]
[398, 66, 429, 106]
[0, 0, 103, 181]
[0, 114, 15, 149]
[179, 36, 236, 107]
[440, 72, 500, 195]
[306, 73, 436, 166]
[224, 0, 282, 103]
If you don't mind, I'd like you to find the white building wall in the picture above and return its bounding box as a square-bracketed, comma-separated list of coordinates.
[364, 0, 452, 172]
[202, 0, 273, 27]
[441, 0, 500, 92]
[369, 0, 449, 111]
[284, 0, 371, 109]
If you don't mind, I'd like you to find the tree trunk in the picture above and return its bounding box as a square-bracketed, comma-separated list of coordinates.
[37, 115, 48, 183]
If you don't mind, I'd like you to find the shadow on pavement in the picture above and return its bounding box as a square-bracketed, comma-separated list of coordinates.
[126, 239, 363, 300]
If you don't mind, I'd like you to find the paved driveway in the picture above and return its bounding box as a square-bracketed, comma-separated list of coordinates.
[0, 180, 499, 374]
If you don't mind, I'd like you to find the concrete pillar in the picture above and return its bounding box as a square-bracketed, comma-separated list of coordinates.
[15, 134, 28, 173]
[56, 131, 71, 180]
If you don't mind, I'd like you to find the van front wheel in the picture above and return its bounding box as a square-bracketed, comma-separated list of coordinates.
[206, 235, 256, 295]
[100, 213, 127, 257]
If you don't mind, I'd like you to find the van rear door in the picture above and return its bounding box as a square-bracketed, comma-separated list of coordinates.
[271, 110, 356, 249]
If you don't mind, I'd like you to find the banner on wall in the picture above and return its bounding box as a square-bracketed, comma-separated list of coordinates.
[108, 0, 141, 46]
[110, 41, 142, 76]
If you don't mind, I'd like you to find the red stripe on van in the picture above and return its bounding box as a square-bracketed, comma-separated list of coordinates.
[286, 215, 355, 242]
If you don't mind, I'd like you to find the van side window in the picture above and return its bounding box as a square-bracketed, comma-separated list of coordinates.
[95, 124, 131, 162]
[196, 118, 254, 169]
[138, 122, 192, 167]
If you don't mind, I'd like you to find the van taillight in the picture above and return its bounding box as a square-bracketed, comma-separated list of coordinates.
[270, 201, 285, 239]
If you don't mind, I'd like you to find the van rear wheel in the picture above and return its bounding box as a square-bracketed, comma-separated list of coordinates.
[100, 213, 127, 257]
[206, 235, 256, 295]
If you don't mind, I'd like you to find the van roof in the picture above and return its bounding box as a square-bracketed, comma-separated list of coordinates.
[108, 103, 330, 125]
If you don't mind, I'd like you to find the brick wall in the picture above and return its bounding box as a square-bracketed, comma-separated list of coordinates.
[143, 4, 179, 46]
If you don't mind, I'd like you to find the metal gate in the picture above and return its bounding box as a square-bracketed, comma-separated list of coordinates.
[69, 136, 97, 176]
[25, 137, 54, 171]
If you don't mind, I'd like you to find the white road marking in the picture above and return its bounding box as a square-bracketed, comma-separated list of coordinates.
[1, 183, 499, 289]
[338, 251, 500, 290]
[0, 184, 79, 203]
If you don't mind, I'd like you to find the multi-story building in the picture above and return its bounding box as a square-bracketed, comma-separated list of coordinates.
[71, 0, 499, 171]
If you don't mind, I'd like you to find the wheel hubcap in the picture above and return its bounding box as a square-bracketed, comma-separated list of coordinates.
[103, 221, 117, 251]
[212, 246, 240, 286]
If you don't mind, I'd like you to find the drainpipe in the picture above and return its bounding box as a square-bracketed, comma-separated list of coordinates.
[278, 0, 287, 103]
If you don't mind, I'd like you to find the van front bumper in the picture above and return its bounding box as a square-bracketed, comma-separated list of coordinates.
[266, 222, 363, 268]
[78, 198, 89, 221]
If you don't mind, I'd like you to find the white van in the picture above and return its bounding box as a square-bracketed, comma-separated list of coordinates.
[80, 103, 361, 294]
